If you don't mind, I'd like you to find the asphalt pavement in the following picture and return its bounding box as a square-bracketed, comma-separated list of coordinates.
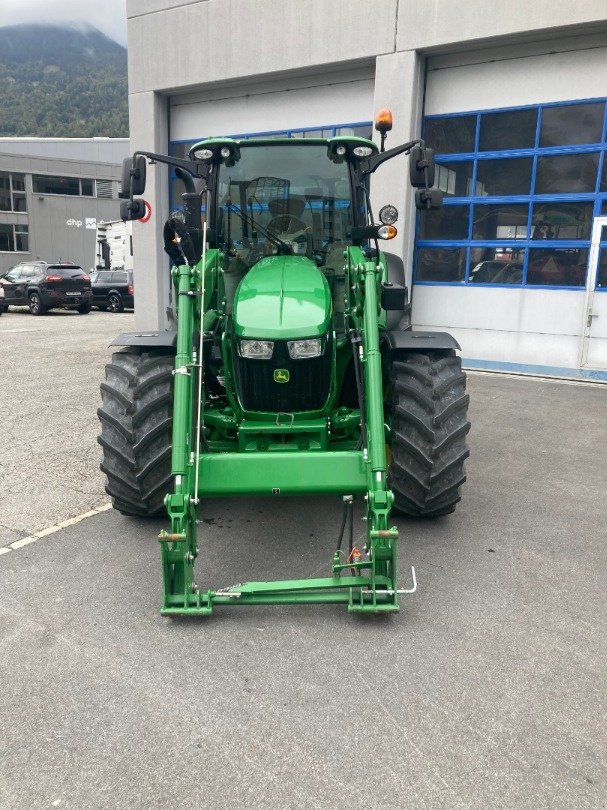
[0, 309, 606, 808]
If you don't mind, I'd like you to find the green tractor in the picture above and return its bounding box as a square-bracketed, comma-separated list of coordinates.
[98, 111, 470, 616]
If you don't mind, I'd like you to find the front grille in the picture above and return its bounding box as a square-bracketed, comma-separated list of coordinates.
[235, 338, 332, 412]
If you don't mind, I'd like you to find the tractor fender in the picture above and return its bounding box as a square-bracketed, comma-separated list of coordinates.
[383, 251, 410, 330]
[109, 330, 177, 350]
[380, 329, 461, 355]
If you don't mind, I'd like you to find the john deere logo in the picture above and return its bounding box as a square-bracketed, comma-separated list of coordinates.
[273, 368, 290, 384]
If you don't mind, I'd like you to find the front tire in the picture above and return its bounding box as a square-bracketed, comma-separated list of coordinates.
[97, 349, 174, 516]
[28, 292, 47, 316]
[388, 351, 470, 518]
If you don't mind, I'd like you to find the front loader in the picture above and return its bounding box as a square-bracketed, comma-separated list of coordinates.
[98, 109, 470, 616]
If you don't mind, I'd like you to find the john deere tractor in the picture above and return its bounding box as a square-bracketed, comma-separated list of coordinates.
[98, 110, 470, 616]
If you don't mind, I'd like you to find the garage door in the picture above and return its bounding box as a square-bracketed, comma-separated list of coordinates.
[413, 45, 607, 379]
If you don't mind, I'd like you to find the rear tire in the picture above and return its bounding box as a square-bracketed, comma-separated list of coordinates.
[107, 292, 124, 313]
[28, 292, 47, 315]
[97, 349, 174, 517]
[77, 302, 92, 314]
[388, 351, 470, 518]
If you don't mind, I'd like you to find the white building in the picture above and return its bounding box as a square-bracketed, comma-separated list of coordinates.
[126, 0, 607, 380]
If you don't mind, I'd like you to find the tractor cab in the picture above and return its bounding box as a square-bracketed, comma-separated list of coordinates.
[194, 136, 376, 270]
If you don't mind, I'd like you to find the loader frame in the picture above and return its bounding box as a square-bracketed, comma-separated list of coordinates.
[160, 245, 404, 615]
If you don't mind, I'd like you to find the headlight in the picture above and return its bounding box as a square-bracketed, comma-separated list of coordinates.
[287, 339, 322, 359]
[240, 339, 274, 359]
[379, 204, 399, 225]
[353, 145, 374, 158]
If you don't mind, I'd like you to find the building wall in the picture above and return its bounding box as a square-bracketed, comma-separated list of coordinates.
[125, 0, 607, 374]
[0, 144, 129, 276]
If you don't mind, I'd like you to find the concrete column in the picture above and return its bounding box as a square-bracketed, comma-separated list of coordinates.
[371, 50, 425, 289]
[128, 90, 171, 331]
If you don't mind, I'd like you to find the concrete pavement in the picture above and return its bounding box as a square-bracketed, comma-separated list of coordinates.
[0, 308, 606, 807]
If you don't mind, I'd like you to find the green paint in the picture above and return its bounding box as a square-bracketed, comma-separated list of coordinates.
[233, 255, 331, 339]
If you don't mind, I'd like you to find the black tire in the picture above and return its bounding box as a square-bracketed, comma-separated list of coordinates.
[388, 351, 470, 518]
[107, 292, 124, 313]
[97, 349, 174, 517]
[28, 292, 47, 316]
[77, 302, 92, 314]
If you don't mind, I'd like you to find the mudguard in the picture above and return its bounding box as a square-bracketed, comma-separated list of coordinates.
[380, 329, 461, 353]
[110, 330, 177, 349]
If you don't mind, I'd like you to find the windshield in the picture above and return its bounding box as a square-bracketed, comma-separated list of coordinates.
[216, 143, 354, 268]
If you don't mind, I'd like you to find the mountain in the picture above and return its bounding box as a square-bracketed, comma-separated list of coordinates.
[0, 24, 128, 138]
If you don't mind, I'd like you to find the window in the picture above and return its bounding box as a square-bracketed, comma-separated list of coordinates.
[425, 115, 476, 154]
[0, 172, 27, 212]
[535, 153, 599, 194]
[33, 175, 80, 196]
[473, 204, 529, 240]
[539, 103, 604, 147]
[32, 175, 108, 197]
[480, 109, 537, 152]
[0, 224, 28, 252]
[15, 225, 29, 252]
[417, 98, 607, 289]
[0, 224, 13, 251]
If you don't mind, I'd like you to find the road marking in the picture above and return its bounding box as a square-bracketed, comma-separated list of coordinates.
[1, 503, 112, 556]
[0, 328, 41, 333]
[466, 369, 607, 388]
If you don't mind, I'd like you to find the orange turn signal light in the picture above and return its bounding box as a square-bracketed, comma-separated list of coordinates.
[378, 225, 397, 240]
[375, 108, 393, 133]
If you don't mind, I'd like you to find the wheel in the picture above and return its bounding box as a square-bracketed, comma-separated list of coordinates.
[107, 292, 124, 313]
[388, 351, 470, 518]
[28, 292, 47, 315]
[97, 349, 174, 516]
[77, 302, 92, 314]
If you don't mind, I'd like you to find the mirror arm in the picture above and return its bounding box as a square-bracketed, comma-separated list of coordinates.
[361, 138, 424, 175]
[132, 151, 206, 179]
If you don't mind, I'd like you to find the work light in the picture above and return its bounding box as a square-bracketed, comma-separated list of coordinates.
[287, 339, 322, 359]
[240, 340, 274, 359]
[353, 146, 373, 158]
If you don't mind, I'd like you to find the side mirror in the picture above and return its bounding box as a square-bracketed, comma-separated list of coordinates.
[415, 188, 443, 210]
[120, 155, 147, 198]
[120, 198, 146, 221]
[409, 146, 436, 188]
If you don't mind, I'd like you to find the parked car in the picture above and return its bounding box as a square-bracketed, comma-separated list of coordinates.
[0, 284, 7, 315]
[0, 262, 93, 315]
[90, 269, 134, 313]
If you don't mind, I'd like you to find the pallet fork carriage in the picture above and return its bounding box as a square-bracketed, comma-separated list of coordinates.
[99, 109, 470, 617]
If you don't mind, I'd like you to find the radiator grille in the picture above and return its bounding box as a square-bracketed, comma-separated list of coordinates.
[235, 339, 332, 412]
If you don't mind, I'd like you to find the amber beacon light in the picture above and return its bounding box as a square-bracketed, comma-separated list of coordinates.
[375, 108, 393, 151]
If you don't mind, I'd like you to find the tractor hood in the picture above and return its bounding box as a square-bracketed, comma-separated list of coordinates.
[233, 255, 331, 339]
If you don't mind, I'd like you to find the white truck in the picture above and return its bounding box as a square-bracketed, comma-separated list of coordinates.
[94, 219, 133, 273]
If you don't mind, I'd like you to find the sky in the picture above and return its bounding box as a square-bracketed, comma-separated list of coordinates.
[0, 0, 127, 45]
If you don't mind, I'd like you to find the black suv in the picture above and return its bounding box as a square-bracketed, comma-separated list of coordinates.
[0, 262, 93, 315]
[91, 269, 134, 313]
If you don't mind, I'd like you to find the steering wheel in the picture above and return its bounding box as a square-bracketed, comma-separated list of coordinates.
[267, 214, 307, 235]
